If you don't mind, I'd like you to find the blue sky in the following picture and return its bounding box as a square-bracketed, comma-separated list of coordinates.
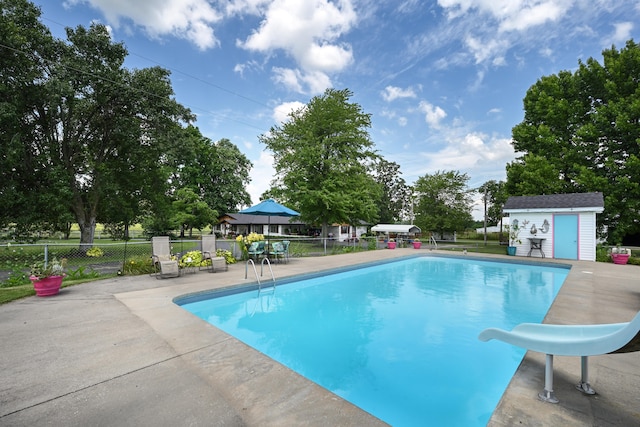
[33, 1, 639, 219]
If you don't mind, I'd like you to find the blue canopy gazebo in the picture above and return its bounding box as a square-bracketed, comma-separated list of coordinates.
[239, 198, 300, 242]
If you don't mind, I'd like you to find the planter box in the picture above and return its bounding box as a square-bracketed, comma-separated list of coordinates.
[611, 253, 630, 265]
[506, 246, 517, 256]
[30, 275, 64, 296]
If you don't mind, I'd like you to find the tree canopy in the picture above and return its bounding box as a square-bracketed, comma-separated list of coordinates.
[414, 170, 474, 236]
[0, 0, 251, 244]
[507, 40, 640, 242]
[260, 88, 380, 236]
[373, 159, 411, 224]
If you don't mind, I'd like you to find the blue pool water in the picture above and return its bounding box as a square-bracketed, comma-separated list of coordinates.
[178, 256, 569, 426]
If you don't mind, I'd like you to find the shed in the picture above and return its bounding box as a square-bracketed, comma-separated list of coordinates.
[503, 192, 604, 261]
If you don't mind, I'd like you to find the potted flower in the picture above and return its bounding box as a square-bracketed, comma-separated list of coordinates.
[610, 246, 631, 265]
[412, 239, 422, 249]
[506, 221, 523, 256]
[387, 238, 396, 249]
[30, 258, 65, 296]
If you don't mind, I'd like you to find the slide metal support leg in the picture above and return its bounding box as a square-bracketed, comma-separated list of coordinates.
[538, 354, 559, 403]
[576, 356, 596, 395]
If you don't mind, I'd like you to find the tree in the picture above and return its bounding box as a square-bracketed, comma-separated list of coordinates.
[0, 0, 59, 235]
[414, 171, 474, 237]
[171, 187, 217, 237]
[508, 40, 640, 242]
[0, 5, 193, 248]
[477, 180, 508, 245]
[260, 88, 380, 236]
[373, 159, 411, 223]
[176, 126, 252, 215]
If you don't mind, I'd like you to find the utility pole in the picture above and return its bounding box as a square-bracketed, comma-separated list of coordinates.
[483, 187, 488, 246]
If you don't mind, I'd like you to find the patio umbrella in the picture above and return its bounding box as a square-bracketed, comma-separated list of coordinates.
[239, 198, 300, 246]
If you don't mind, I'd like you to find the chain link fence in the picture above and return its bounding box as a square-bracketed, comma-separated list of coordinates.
[0, 236, 387, 286]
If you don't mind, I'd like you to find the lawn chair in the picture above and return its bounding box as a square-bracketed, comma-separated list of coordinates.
[151, 236, 180, 279]
[247, 241, 265, 260]
[201, 234, 227, 273]
[270, 241, 286, 263]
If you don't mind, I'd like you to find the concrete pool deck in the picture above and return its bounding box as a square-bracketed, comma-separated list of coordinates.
[1, 249, 638, 426]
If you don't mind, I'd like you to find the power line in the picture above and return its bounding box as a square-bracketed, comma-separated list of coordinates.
[0, 41, 268, 134]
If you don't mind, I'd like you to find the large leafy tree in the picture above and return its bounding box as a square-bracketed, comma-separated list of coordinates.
[414, 170, 474, 237]
[477, 180, 508, 226]
[1, 1, 193, 247]
[172, 187, 217, 237]
[373, 159, 411, 223]
[260, 88, 380, 236]
[175, 126, 252, 215]
[507, 40, 640, 242]
[0, 0, 59, 234]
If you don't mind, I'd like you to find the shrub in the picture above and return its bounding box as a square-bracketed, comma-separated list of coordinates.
[0, 268, 30, 287]
[86, 247, 104, 257]
[123, 255, 156, 275]
[179, 250, 204, 268]
[216, 249, 236, 264]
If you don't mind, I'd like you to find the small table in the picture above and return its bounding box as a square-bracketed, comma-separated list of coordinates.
[527, 238, 546, 258]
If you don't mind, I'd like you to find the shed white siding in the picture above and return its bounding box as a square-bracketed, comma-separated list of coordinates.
[577, 212, 598, 261]
[507, 210, 599, 261]
[508, 213, 552, 258]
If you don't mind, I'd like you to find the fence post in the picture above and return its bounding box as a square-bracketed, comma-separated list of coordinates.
[44, 243, 49, 267]
[121, 240, 128, 275]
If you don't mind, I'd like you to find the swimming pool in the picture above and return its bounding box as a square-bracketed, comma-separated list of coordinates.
[178, 256, 569, 426]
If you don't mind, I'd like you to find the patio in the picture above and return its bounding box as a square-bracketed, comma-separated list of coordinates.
[0, 250, 638, 426]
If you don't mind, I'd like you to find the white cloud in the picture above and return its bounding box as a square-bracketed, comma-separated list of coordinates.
[381, 85, 418, 102]
[418, 101, 447, 128]
[498, 1, 567, 32]
[272, 67, 304, 93]
[272, 67, 331, 94]
[237, 0, 356, 93]
[465, 36, 508, 65]
[67, 0, 222, 50]
[246, 150, 275, 205]
[605, 22, 634, 46]
[273, 101, 306, 123]
[438, 0, 570, 32]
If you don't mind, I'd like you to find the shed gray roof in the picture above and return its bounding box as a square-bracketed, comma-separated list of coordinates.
[503, 192, 604, 210]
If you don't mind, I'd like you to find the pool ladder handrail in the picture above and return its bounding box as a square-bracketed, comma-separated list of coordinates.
[245, 257, 276, 292]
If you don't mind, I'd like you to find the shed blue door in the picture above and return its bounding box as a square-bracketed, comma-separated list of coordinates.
[554, 215, 578, 259]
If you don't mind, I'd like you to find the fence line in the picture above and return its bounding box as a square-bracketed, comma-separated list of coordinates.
[0, 237, 394, 284]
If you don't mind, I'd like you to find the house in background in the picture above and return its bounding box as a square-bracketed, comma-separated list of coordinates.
[326, 222, 369, 241]
[217, 214, 369, 242]
[217, 213, 308, 238]
[503, 192, 604, 261]
[476, 217, 510, 234]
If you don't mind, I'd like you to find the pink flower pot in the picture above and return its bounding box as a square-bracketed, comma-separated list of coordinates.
[611, 253, 630, 265]
[30, 275, 64, 296]
[413, 242, 422, 249]
[387, 242, 396, 249]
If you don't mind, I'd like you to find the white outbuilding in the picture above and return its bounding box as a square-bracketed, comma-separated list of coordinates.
[502, 192, 604, 261]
